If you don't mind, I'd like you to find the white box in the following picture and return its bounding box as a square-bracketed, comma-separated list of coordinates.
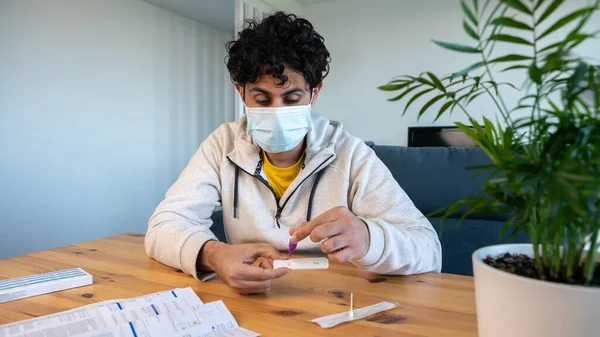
[0, 268, 93, 304]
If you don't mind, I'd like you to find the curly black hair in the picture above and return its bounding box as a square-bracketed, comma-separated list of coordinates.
[225, 12, 331, 89]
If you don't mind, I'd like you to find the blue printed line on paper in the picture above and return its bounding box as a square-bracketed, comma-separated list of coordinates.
[129, 322, 138, 337]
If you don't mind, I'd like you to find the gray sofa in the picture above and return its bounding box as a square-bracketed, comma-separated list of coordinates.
[210, 144, 529, 276]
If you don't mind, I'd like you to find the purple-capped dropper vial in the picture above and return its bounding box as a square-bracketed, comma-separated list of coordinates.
[288, 240, 298, 257]
[288, 223, 303, 256]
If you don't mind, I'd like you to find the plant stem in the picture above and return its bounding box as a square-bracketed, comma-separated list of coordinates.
[481, 0, 491, 18]
[481, 84, 506, 118]
[473, 5, 512, 126]
[482, 61, 512, 125]
[484, 7, 509, 59]
[566, 224, 577, 279]
[553, 221, 561, 278]
[530, 219, 545, 280]
[594, 68, 599, 116]
[455, 100, 474, 120]
[481, 3, 505, 50]
[540, 212, 552, 278]
[530, 84, 542, 143]
[530, 6, 540, 143]
[585, 226, 599, 284]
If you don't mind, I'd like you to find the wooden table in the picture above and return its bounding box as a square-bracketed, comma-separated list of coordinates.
[0, 234, 477, 336]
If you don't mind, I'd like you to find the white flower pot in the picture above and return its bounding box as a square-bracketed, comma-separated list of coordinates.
[472, 244, 600, 337]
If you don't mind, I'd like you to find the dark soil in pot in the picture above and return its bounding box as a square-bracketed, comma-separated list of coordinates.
[483, 253, 600, 287]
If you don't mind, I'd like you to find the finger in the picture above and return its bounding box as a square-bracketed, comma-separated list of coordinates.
[291, 207, 345, 243]
[321, 235, 349, 254]
[310, 220, 345, 243]
[289, 222, 307, 237]
[260, 259, 274, 269]
[233, 264, 289, 282]
[328, 247, 355, 264]
[231, 279, 272, 294]
[250, 245, 288, 261]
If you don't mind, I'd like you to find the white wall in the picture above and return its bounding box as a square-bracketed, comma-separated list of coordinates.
[0, 0, 234, 259]
[302, 0, 600, 145]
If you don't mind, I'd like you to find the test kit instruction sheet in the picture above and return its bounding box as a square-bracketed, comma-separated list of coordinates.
[0, 287, 259, 337]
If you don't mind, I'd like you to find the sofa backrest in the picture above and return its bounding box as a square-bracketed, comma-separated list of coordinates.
[369, 144, 507, 221]
[367, 144, 529, 275]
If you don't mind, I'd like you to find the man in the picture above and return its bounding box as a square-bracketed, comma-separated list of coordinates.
[145, 12, 441, 294]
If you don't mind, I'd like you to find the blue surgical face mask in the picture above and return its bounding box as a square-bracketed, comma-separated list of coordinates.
[245, 91, 314, 153]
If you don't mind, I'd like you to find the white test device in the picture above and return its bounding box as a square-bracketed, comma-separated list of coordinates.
[273, 257, 329, 270]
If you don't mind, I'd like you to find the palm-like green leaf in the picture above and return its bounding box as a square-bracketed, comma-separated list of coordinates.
[534, 0, 547, 12]
[489, 34, 533, 45]
[415, 76, 435, 86]
[486, 80, 499, 96]
[537, 0, 563, 25]
[432, 40, 481, 53]
[377, 83, 411, 91]
[538, 7, 595, 39]
[452, 62, 485, 78]
[529, 63, 542, 84]
[501, 0, 532, 14]
[403, 88, 435, 115]
[539, 33, 597, 53]
[427, 72, 446, 91]
[491, 17, 533, 30]
[538, 41, 563, 54]
[567, 62, 589, 96]
[467, 91, 486, 103]
[489, 54, 533, 63]
[418, 94, 446, 118]
[463, 20, 480, 39]
[386, 84, 424, 102]
[435, 101, 455, 121]
[462, 0, 479, 25]
[501, 64, 529, 72]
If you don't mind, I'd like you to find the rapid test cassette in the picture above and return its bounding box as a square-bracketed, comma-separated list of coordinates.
[273, 257, 329, 270]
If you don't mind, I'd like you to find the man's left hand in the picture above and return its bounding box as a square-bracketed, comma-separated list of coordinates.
[289, 206, 370, 263]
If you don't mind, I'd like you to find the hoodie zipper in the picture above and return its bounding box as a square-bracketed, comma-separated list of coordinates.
[227, 154, 334, 228]
[276, 154, 334, 225]
[227, 157, 280, 224]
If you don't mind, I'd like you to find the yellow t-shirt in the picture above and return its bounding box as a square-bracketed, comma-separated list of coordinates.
[262, 151, 304, 199]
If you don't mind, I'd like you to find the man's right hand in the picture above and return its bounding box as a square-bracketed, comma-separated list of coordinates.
[199, 241, 290, 294]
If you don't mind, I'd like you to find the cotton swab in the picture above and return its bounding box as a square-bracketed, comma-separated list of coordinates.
[350, 293, 354, 318]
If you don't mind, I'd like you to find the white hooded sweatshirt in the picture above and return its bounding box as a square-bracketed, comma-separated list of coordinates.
[145, 113, 442, 280]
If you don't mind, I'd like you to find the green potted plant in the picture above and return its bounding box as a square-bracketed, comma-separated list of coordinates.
[379, 0, 599, 336]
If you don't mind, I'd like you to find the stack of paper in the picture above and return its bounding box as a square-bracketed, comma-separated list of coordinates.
[0, 287, 259, 337]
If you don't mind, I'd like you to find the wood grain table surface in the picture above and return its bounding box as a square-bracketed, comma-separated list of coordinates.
[0, 234, 478, 336]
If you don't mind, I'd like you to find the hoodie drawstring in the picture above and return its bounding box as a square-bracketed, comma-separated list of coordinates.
[306, 168, 325, 222]
[233, 166, 239, 219]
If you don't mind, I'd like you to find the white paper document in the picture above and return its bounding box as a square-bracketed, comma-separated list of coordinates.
[0, 287, 260, 337]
